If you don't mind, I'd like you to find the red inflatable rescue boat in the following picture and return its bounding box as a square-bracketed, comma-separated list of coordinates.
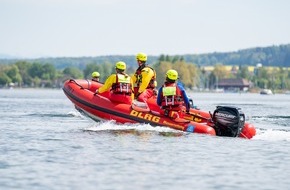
[63, 79, 256, 139]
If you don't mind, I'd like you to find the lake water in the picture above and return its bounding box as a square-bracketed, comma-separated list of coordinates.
[0, 89, 289, 190]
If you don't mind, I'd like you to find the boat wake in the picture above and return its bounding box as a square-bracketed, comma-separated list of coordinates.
[253, 128, 290, 141]
[83, 120, 290, 141]
[253, 115, 290, 119]
[83, 120, 186, 137]
[25, 111, 85, 118]
[251, 115, 290, 127]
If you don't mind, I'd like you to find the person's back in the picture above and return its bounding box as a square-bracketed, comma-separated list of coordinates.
[157, 69, 190, 119]
[95, 61, 133, 104]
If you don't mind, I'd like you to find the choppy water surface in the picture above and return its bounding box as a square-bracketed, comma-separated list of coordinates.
[0, 89, 289, 190]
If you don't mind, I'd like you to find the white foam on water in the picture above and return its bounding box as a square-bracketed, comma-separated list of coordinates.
[85, 120, 179, 133]
[253, 128, 290, 141]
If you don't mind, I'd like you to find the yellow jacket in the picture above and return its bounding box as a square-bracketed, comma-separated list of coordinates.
[132, 67, 155, 94]
[98, 73, 134, 100]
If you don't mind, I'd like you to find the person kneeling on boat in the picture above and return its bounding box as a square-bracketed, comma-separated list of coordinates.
[94, 61, 134, 104]
[157, 69, 190, 120]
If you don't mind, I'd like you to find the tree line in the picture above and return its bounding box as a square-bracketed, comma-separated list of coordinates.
[181, 44, 290, 67]
[0, 61, 115, 88]
[1, 57, 290, 92]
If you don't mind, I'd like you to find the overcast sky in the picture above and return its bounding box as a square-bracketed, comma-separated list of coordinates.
[1, 0, 290, 58]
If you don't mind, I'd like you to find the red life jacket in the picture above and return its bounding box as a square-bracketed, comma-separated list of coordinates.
[111, 73, 132, 95]
[134, 65, 156, 89]
[160, 82, 184, 108]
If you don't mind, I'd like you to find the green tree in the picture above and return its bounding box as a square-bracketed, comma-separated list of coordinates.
[158, 54, 165, 62]
[0, 72, 12, 86]
[31, 77, 42, 87]
[42, 63, 57, 80]
[15, 61, 32, 86]
[187, 63, 199, 89]
[209, 64, 230, 89]
[102, 62, 114, 78]
[173, 61, 192, 88]
[6, 65, 22, 86]
[237, 66, 251, 79]
[28, 62, 44, 78]
[172, 55, 180, 63]
[63, 67, 84, 79]
[83, 63, 103, 79]
[153, 61, 172, 88]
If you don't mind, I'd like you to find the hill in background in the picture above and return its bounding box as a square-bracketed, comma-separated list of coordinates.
[1, 44, 290, 69]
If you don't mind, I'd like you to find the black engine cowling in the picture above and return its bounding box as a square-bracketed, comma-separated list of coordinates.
[212, 106, 245, 137]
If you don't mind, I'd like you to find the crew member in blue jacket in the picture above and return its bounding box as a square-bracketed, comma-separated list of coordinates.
[157, 69, 190, 119]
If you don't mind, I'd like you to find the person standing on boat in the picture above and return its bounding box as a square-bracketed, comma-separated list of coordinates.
[132, 52, 157, 102]
[94, 61, 134, 104]
[91, 71, 100, 82]
[157, 69, 190, 119]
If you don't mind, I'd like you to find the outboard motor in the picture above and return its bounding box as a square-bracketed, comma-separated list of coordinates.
[212, 106, 245, 137]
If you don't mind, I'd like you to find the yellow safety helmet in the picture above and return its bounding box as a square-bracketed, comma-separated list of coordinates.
[92, 71, 100, 78]
[166, 69, 178, 80]
[136, 52, 147, 61]
[115, 61, 126, 70]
